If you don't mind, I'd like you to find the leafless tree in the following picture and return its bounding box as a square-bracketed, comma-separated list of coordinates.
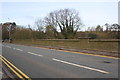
[45, 8, 82, 39]
[2, 22, 16, 40]
[35, 19, 45, 32]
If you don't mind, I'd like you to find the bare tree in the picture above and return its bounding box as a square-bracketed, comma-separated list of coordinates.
[45, 8, 82, 39]
[34, 19, 46, 39]
[87, 27, 96, 31]
[2, 22, 16, 40]
[35, 19, 45, 32]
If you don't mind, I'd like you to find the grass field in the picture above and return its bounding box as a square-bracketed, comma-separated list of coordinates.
[11, 39, 119, 53]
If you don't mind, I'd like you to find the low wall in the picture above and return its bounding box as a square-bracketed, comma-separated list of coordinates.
[89, 39, 119, 53]
[13, 39, 119, 53]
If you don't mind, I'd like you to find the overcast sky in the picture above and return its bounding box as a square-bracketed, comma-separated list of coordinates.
[0, 1, 118, 30]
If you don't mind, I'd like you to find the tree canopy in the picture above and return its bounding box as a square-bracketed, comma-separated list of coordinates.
[45, 8, 82, 39]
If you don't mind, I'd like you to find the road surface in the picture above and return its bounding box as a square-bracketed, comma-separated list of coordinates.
[1, 43, 119, 79]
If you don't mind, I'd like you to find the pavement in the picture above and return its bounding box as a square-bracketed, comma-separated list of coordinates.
[0, 43, 2, 79]
[1, 43, 119, 79]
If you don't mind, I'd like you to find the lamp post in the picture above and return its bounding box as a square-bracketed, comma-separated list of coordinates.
[8, 23, 12, 43]
[7, 18, 11, 43]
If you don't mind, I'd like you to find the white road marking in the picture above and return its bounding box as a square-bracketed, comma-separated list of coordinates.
[8, 46, 11, 48]
[27, 52, 43, 57]
[6, 46, 9, 48]
[13, 48, 16, 50]
[6, 46, 11, 48]
[13, 48, 23, 51]
[16, 49, 23, 51]
[52, 58, 109, 74]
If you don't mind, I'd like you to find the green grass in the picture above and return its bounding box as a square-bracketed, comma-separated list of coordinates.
[12, 39, 119, 53]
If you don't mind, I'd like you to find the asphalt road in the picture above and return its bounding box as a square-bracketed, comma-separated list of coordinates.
[2, 43, 119, 78]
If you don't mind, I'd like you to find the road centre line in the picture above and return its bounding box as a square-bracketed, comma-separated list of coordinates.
[4, 45, 12, 48]
[0, 55, 32, 80]
[6, 46, 10, 48]
[27, 52, 43, 57]
[16, 49, 23, 51]
[52, 58, 109, 74]
[13, 48, 17, 50]
[12, 48, 23, 51]
[5, 46, 23, 51]
[7, 46, 11, 48]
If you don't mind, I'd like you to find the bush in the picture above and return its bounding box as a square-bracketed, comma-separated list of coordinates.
[88, 33, 97, 39]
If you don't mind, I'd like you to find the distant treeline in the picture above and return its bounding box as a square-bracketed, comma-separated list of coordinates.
[1, 8, 120, 40]
[1, 22, 120, 40]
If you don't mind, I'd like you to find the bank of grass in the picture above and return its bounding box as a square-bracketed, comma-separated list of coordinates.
[12, 39, 119, 53]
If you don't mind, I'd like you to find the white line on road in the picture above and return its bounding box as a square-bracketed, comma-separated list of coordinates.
[6, 46, 11, 48]
[13, 48, 23, 51]
[8, 46, 11, 48]
[27, 52, 43, 57]
[16, 49, 23, 51]
[13, 48, 16, 50]
[52, 58, 109, 74]
[6, 46, 9, 48]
